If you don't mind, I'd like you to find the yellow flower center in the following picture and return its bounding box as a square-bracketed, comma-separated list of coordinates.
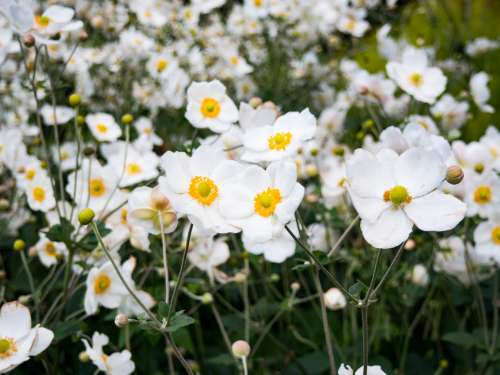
[474, 185, 492, 205]
[254, 188, 282, 217]
[89, 178, 106, 198]
[25, 168, 36, 180]
[35, 15, 50, 28]
[96, 123, 108, 134]
[189, 176, 218, 206]
[45, 242, 57, 257]
[126, 163, 142, 175]
[200, 98, 221, 118]
[491, 226, 500, 245]
[0, 338, 16, 358]
[156, 58, 168, 72]
[254, 0, 263, 6]
[120, 208, 128, 225]
[94, 273, 111, 294]
[474, 163, 484, 173]
[230, 56, 239, 65]
[345, 19, 356, 31]
[383, 185, 411, 206]
[409, 73, 423, 87]
[268, 132, 292, 151]
[32, 187, 46, 202]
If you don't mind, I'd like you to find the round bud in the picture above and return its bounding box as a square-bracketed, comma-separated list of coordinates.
[76, 115, 85, 126]
[22, 33, 35, 48]
[249, 97, 263, 108]
[270, 273, 280, 282]
[305, 165, 318, 178]
[0, 271, 6, 280]
[201, 292, 213, 305]
[68, 93, 81, 107]
[40, 161, 47, 169]
[332, 146, 345, 157]
[355, 131, 365, 141]
[151, 188, 170, 211]
[82, 147, 95, 157]
[445, 165, 464, 185]
[362, 119, 374, 130]
[78, 30, 88, 42]
[0, 199, 10, 211]
[79, 351, 90, 362]
[439, 359, 448, 369]
[404, 239, 416, 251]
[114, 314, 129, 328]
[231, 340, 250, 358]
[78, 208, 95, 225]
[310, 148, 318, 157]
[291, 282, 300, 292]
[13, 239, 26, 252]
[121, 114, 134, 125]
[324, 288, 347, 310]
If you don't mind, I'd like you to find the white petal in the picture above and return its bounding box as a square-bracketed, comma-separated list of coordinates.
[404, 190, 466, 231]
[29, 327, 54, 356]
[267, 160, 297, 197]
[0, 302, 31, 340]
[360, 208, 413, 249]
[160, 152, 191, 193]
[348, 188, 390, 222]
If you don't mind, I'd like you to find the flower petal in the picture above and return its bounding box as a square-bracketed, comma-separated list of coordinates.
[360, 208, 413, 249]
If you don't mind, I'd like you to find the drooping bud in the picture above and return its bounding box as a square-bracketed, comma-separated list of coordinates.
[323, 288, 347, 310]
[291, 282, 300, 292]
[151, 188, 170, 211]
[22, 33, 35, 48]
[445, 165, 464, 185]
[78, 30, 88, 42]
[249, 97, 262, 108]
[78, 208, 95, 225]
[114, 314, 129, 328]
[231, 340, 250, 358]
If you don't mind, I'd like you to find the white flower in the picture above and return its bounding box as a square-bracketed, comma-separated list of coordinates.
[452, 140, 494, 175]
[40, 105, 74, 126]
[464, 171, 500, 218]
[435, 236, 476, 285]
[307, 223, 328, 252]
[410, 264, 429, 287]
[15, 156, 47, 190]
[218, 160, 304, 243]
[0, 0, 35, 33]
[473, 213, 500, 266]
[470, 72, 494, 113]
[337, 9, 370, 37]
[187, 232, 230, 281]
[338, 363, 387, 375]
[320, 156, 348, 209]
[25, 176, 56, 212]
[185, 80, 238, 133]
[159, 145, 241, 233]
[133, 117, 163, 151]
[52, 142, 78, 171]
[386, 48, 447, 104]
[324, 288, 347, 310]
[346, 148, 466, 249]
[33, 234, 66, 267]
[104, 206, 151, 252]
[0, 302, 54, 373]
[32, 5, 82, 42]
[241, 109, 317, 163]
[430, 94, 469, 130]
[82, 332, 135, 375]
[242, 222, 298, 263]
[480, 126, 500, 171]
[406, 115, 438, 134]
[192, 0, 226, 14]
[127, 186, 177, 235]
[85, 113, 122, 142]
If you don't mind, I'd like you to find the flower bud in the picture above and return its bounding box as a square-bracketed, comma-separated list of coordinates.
[114, 314, 129, 328]
[291, 282, 300, 292]
[249, 97, 262, 108]
[231, 340, 250, 358]
[78, 208, 95, 225]
[83, 147, 95, 157]
[79, 351, 90, 362]
[201, 292, 213, 304]
[445, 165, 464, 185]
[323, 288, 347, 310]
[121, 113, 134, 125]
[18, 295, 31, 304]
[362, 119, 374, 130]
[13, 239, 25, 252]
[404, 239, 416, 251]
[22, 33, 35, 47]
[0, 199, 9, 211]
[78, 30, 88, 42]
[151, 188, 170, 211]
[0, 271, 6, 281]
[76, 115, 85, 126]
[270, 273, 280, 282]
[68, 93, 81, 107]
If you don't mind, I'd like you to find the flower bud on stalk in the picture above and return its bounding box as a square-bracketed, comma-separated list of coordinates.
[22, 34, 35, 48]
[114, 314, 129, 328]
[68, 93, 81, 107]
[78, 208, 95, 225]
[231, 340, 250, 358]
[13, 239, 25, 252]
[446, 165, 464, 185]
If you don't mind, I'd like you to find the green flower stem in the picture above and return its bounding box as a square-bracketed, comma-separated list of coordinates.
[327, 215, 360, 257]
[19, 251, 39, 321]
[285, 225, 357, 303]
[371, 241, 406, 298]
[159, 214, 170, 303]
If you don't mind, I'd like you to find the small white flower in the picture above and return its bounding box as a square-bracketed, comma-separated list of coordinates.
[0, 302, 54, 373]
[430, 94, 469, 131]
[187, 231, 230, 281]
[33, 234, 67, 267]
[464, 171, 499, 218]
[473, 213, 500, 266]
[470, 72, 494, 113]
[324, 288, 347, 310]
[410, 264, 429, 287]
[386, 48, 447, 104]
[40, 105, 74, 126]
[82, 332, 135, 375]
[185, 80, 238, 133]
[25, 176, 56, 212]
[338, 363, 387, 375]
[85, 113, 122, 142]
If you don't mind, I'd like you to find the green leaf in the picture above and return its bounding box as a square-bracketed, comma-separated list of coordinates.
[348, 280, 368, 298]
[53, 320, 81, 341]
[442, 331, 478, 349]
[166, 311, 195, 333]
[46, 218, 75, 246]
[295, 352, 329, 374]
[157, 301, 170, 319]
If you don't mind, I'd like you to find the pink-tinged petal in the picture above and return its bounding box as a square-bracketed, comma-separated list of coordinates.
[394, 148, 446, 197]
[360, 208, 413, 249]
[404, 190, 466, 231]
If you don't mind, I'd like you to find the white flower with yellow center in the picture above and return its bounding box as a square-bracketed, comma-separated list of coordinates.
[33, 234, 67, 268]
[452, 140, 494, 176]
[101, 142, 160, 187]
[241, 108, 317, 163]
[32, 5, 83, 42]
[0, 302, 53, 373]
[346, 147, 466, 249]
[185, 80, 238, 133]
[40, 105, 74, 126]
[15, 156, 47, 190]
[219, 161, 304, 244]
[133, 117, 163, 151]
[84, 261, 129, 315]
[85, 113, 122, 142]
[320, 156, 348, 209]
[147, 53, 178, 79]
[473, 213, 500, 267]
[465, 172, 500, 218]
[82, 332, 135, 375]
[25, 176, 55, 212]
[159, 145, 241, 233]
[386, 48, 447, 104]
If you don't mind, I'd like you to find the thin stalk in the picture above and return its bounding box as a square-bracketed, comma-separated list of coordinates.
[327, 215, 359, 257]
[371, 241, 406, 297]
[210, 303, 240, 370]
[20, 251, 39, 321]
[285, 225, 357, 303]
[491, 268, 499, 352]
[361, 307, 369, 375]
[243, 258, 250, 342]
[159, 214, 170, 303]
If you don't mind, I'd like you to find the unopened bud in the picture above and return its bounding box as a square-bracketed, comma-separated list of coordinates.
[121, 114, 134, 125]
[78, 30, 88, 42]
[404, 239, 416, 251]
[114, 313, 129, 327]
[151, 188, 170, 211]
[332, 146, 345, 157]
[78, 208, 95, 225]
[0, 271, 6, 280]
[249, 97, 262, 108]
[22, 33, 35, 47]
[79, 351, 90, 362]
[83, 147, 95, 157]
[13, 239, 25, 252]
[291, 282, 300, 292]
[445, 165, 464, 185]
[324, 288, 347, 310]
[362, 119, 374, 130]
[68, 93, 81, 107]
[231, 340, 250, 358]
[201, 292, 213, 304]
[270, 273, 280, 282]
[76, 115, 85, 126]
[0, 199, 9, 211]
